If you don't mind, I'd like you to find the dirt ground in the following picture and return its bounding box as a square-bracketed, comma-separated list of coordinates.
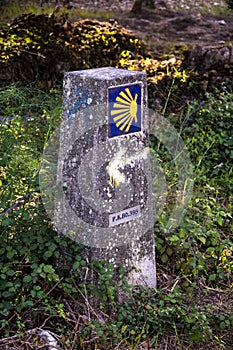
[112, 3, 233, 57]
[121, 10, 233, 56]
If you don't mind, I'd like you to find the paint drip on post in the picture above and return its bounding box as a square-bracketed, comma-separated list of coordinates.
[55, 67, 157, 287]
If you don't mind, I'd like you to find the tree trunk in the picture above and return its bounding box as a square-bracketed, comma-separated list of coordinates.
[131, 0, 155, 13]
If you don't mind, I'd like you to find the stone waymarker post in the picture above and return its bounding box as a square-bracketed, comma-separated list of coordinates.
[55, 67, 156, 287]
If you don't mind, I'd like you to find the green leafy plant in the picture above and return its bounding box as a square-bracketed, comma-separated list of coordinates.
[0, 13, 146, 87]
[0, 34, 233, 348]
[226, 0, 233, 10]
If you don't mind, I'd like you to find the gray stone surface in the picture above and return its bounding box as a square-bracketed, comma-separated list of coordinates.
[55, 67, 156, 288]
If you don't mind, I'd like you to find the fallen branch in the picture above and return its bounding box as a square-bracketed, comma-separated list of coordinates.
[1, 191, 39, 217]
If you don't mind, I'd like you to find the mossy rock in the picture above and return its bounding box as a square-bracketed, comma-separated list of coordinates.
[0, 13, 146, 87]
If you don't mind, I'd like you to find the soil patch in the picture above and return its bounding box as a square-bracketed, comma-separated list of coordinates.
[117, 7, 233, 56]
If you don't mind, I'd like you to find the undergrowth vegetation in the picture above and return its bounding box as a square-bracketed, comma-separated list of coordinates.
[0, 79, 232, 349]
[0, 0, 115, 21]
[0, 5, 232, 350]
[0, 13, 145, 87]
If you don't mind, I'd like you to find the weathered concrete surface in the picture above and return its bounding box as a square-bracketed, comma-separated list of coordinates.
[55, 67, 156, 288]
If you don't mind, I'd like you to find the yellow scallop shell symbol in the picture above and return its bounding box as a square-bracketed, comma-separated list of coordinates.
[111, 87, 138, 133]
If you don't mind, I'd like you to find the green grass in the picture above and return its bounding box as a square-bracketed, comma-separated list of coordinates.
[0, 0, 115, 22]
[0, 78, 232, 349]
[0, 2, 232, 347]
[168, 0, 228, 15]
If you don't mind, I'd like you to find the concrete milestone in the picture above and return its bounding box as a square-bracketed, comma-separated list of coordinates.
[55, 67, 156, 287]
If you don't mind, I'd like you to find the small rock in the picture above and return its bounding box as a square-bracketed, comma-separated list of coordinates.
[218, 20, 226, 26]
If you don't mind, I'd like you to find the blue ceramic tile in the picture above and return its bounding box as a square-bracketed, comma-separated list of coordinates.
[108, 83, 142, 138]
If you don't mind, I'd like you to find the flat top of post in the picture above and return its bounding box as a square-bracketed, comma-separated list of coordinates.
[65, 67, 146, 81]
